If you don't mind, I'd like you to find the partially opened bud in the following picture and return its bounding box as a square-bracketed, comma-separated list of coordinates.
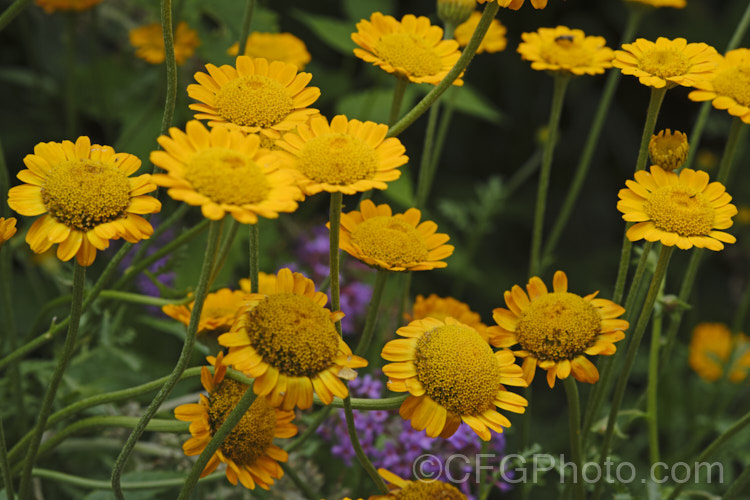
[649, 129, 689, 171]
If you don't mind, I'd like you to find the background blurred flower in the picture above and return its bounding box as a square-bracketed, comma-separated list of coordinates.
[35, 0, 102, 13]
[689, 323, 750, 383]
[129, 22, 200, 66]
[0, 217, 17, 248]
[518, 26, 614, 76]
[228, 32, 311, 70]
[454, 11, 507, 54]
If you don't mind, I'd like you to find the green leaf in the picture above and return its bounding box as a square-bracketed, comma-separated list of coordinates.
[290, 9, 355, 55]
[414, 85, 506, 124]
[335, 86, 417, 124]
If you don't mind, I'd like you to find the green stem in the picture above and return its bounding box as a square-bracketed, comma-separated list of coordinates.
[237, 0, 256, 56]
[285, 406, 334, 453]
[315, 394, 406, 410]
[159, 0, 177, 139]
[724, 465, 750, 500]
[529, 74, 570, 277]
[210, 217, 239, 284]
[716, 117, 747, 184]
[97, 290, 191, 307]
[17, 263, 86, 499]
[732, 275, 750, 333]
[389, 77, 409, 127]
[249, 223, 259, 293]
[111, 220, 222, 500]
[415, 101, 440, 210]
[0, 0, 31, 32]
[31, 468, 223, 491]
[647, 293, 663, 467]
[343, 395, 388, 494]
[329, 192, 343, 333]
[130, 203, 188, 264]
[478, 439, 490, 500]
[280, 463, 318, 500]
[0, 419, 14, 500]
[563, 377, 584, 500]
[355, 269, 389, 356]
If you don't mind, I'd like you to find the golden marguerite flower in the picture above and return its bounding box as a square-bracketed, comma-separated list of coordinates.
[187, 56, 320, 139]
[518, 26, 614, 76]
[624, 0, 686, 8]
[488, 271, 629, 388]
[382, 317, 527, 440]
[455, 11, 507, 54]
[7, 137, 160, 266]
[129, 21, 200, 66]
[406, 294, 488, 338]
[617, 165, 737, 250]
[35, 0, 101, 13]
[276, 115, 408, 195]
[689, 49, 750, 124]
[613, 37, 719, 89]
[175, 352, 297, 490]
[352, 13, 464, 86]
[0, 217, 17, 248]
[377, 468, 468, 499]
[227, 32, 311, 71]
[239, 271, 277, 295]
[150, 121, 302, 223]
[162, 288, 250, 335]
[219, 268, 367, 410]
[689, 323, 750, 383]
[478, 0, 548, 10]
[336, 200, 454, 272]
[648, 129, 689, 171]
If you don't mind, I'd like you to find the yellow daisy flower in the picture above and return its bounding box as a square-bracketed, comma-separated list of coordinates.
[382, 317, 527, 440]
[174, 352, 297, 490]
[613, 37, 719, 89]
[239, 271, 277, 295]
[7, 137, 161, 267]
[187, 56, 320, 139]
[624, 0, 686, 7]
[129, 21, 200, 66]
[377, 468, 468, 499]
[150, 121, 302, 224]
[648, 129, 689, 171]
[689, 323, 750, 383]
[617, 165, 737, 250]
[0, 217, 17, 248]
[227, 32, 311, 71]
[488, 271, 629, 388]
[352, 13, 464, 86]
[162, 288, 250, 336]
[455, 11, 507, 54]
[689, 49, 750, 124]
[35, 0, 101, 13]
[406, 294, 488, 337]
[336, 200, 454, 272]
[276, 115, 408, 195]
[218, 268, 367, 411]
[478, 0, 548, 10]
[518, 26, 614, 76]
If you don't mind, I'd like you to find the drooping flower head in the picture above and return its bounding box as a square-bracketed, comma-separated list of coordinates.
[613, 37, 719, 89]
[455, 11, 507, 54]
[518, 26, 615, 76]
[377, 468, 468, 498]
[129, 21, 200, 66]
[624, 0, 686, 8]
[406, 294, 488, 338]
[478, 0, 548, 10]
[219, 268, 367, 410]
[335, 200, 454, 272]
[7, 137, 161, 266]
[352, 13, 464, 86]
[648, 129, 689, 171]
[35, 0, 102, 13]
[174, 353, 297, 490]
[689, 48, 750, 124]
[0, 217, 17, 249]
[382, 317, 528, 440]
[617, 165, 737, 250]
[276, 115, 408, 195]
[150, 121, 302, 223]
[227, 32, 311, 71]
[488, 271, 629, 388]
[689, 323, 750, 383]
[162, 288, 251, 336]
[188, 57, 320, 139]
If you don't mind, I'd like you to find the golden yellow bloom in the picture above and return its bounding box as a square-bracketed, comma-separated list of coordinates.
[382, 317, 527, 440]
[129, 21, 200, 66]
[35, 0, 101, 13]
[624, 0, 686, 7]
[276, 115, 408, 195]
[174, 353, 297, 490]
[150, 121, 302, 224]
[617, 165, 737, 250]
[239, 271, 277, 295]
[648, 129, 689, 171]
[162, 288, 250, 336]
[488, 271, 628, 388]
[518, 26, 614, 76]
[219, 268, 367, 410]
[406, 294, 488, 338]
[377, 468, 468, 499]
[228, 32, 311, 71]
[689, 49, 750, 124]
[352, 13, 464, 86]
[478, 0, 548, 10]
[613, 37, 719, 89]
[336, 200, 454, 272]
[188, 56, 320, 139]
[689, 323, 750, 383]
[455, 11, 507, 54]
[0, 217, 17, 248]
[7, 137, 160, 267]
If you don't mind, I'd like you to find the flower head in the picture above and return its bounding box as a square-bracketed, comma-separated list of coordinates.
[689, 323, 750, 383]
[219, 268, 367, 410]
[406, 294, 488, 338]
[162, 288, 250, 336]
[382, 317, 528, 440]
[488, 271, 629, 388]
[648, 129, 689, 171]
[455, 11, 507, 54]
[335, 200, 454, 272]
[689, 49, 750, 124]
[227, 33, 311, 71]
[0, 217, 17, 248]
[352, 13, 464, 86]
[150, 121, 302, 224]
[478, 0, 548, 10]
[129, 22, 200, 66]
[7, 137, 161, 266]
[617, 165, 737, 250]
[35, 0, 101, 13]
[276, 115, 408, 195]
[624, 0, 686, 8]
[518, 26, 614, 76]
[188, 56, 320, 138]
[174, 353, 297, 490]
[613, 37, 719, 89]
[378, 468, 468, 498]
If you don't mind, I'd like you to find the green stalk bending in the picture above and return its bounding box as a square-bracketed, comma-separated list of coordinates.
[31, 468, 223, 491]
[343, 395, 388, 493]
[0, 0, 31, 32]
[724, 465, 750, 500]
[159, 0, 177, 139]
[563, 377, 584, 500]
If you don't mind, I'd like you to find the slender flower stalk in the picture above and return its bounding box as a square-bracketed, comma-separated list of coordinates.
[563, 377, 585, 500]
[725, 465, 750, 500]
[0, 419, 14, 500]
[647, 288, 664, 467]
[159, 0, 177, 140]
[329, 192, 343, 332]
[389, 77, 409, 126]
[249, 223, 259, 293]
[237, 0, 256, 57]
[0, 0, 32, 33]
[30, 469, 224, 491]
[343, 395, 389, 493]
[354, 269, 389, 356]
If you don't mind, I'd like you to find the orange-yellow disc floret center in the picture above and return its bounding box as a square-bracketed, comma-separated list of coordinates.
[41, 159, 131, 231]
[415, 325, 500, 415]
[515, 292, 600, 362]
[541, 37, 592, 68]
[184, 148, 270, 206]
[396, 479, 467, 500]
[374, 33, 443, 77]
[711, 65, 750, 106]
[297, 134, 377, 185]
[637, 49, 690, 79]
[351, 216, 429, 267]
[244, 293, 340, 377]
[207, 379, 276, 466]
[214, 75, 294, 128]
[644, 186, 715, 237]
